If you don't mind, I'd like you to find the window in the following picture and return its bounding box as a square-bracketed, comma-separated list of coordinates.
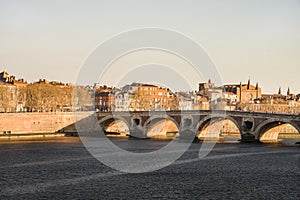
[246, 93, 253, 101]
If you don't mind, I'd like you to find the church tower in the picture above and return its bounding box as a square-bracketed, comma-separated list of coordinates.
[247, 79, 250, 90]
[256, 82, 259, 99]
[278, 87, 281, 95]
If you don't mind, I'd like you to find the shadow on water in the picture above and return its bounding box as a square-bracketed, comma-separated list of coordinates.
[108, 137, 173, 153]
[107, 134, 245, 153]
[261, 139, 300, 147]
[106, 138, 297, 156]
[107, 134, 300, 153]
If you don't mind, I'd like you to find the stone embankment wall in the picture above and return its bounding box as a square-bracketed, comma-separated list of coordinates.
[0, 112, 91, 134]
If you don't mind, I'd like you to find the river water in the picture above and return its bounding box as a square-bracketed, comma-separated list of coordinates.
[0, 137, 299, 199]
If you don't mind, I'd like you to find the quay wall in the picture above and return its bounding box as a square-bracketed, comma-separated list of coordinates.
[0, 112, 91, 134]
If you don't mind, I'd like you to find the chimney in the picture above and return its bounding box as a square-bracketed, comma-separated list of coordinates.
[239, 82, 242, 102]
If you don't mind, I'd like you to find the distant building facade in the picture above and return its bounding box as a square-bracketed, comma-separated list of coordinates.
[0, 71, 28, 112]
[132, 84, 170, 111]
[114, 83, 178, 111]
[94, 85, 116, 112]
[0, 82, 18, 112]
[223, 79, 262, 103]
[176, 92, 195, 110]
[197, 79, 225, 110]
[114, 83, 141, 111]
[1, 70, 300, 114]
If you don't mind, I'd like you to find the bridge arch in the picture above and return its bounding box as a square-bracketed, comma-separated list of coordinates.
[255, 119, 300, 142]
[195, 115, 242, 139]
[143, 116, 180, 138]
[98, 115, 131, 135]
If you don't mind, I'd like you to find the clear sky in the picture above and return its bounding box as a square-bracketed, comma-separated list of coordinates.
[0, 0, 299, 94]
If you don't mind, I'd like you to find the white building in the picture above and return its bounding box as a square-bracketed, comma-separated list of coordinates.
[114, 83, 141, 111]
[223, 92, 238, 104]
[176, 92, 195, 110]
[114, 92, 131, 111]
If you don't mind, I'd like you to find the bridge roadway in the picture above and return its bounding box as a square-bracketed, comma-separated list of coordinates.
[94, 110, 300, 142]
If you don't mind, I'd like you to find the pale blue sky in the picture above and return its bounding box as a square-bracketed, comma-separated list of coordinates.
[0, 0, 299, 93]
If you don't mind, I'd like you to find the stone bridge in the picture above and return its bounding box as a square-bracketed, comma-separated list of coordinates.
[95, 110, 300, 142]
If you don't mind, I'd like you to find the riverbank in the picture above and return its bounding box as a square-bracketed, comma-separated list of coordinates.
[0, 132, 65, 140]
[0, 112, 91, 135]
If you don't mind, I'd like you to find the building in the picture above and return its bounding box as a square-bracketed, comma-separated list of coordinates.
[223, 91, 238, 105]
[0, 71, 28, 112]
[223, 79, 262, 103]
[198, 79, 224, 110]
[114, 83, 177, 111]
[0, 82, 18, 112]
[94, 85, 116, 112]
[0, 71, 14, 83]
[198, 79, 262, 110]
[176, 92, 195, 110]
[167, 90, 179, 111]
[133, 84, 169, 111]
[198, 79, 223, 102]
[223, 92, 238, 110]
[198, 79, 218, 98]
[194, 95, 210, 110]
[114, 83, 141, 111]
[115, 91, 131, 111]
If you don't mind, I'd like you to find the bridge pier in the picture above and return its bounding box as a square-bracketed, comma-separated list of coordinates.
[241, 132, 256, 142]
[240, 117, 257, 142]
[129, 126, 147, 139]
[178, 129, 197, 142]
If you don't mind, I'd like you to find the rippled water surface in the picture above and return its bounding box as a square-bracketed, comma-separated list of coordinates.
[0, 137, 299, 199]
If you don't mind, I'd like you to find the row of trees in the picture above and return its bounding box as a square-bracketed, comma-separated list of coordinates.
[0, 82, 92, 113]
[25, 83, 73, 112]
